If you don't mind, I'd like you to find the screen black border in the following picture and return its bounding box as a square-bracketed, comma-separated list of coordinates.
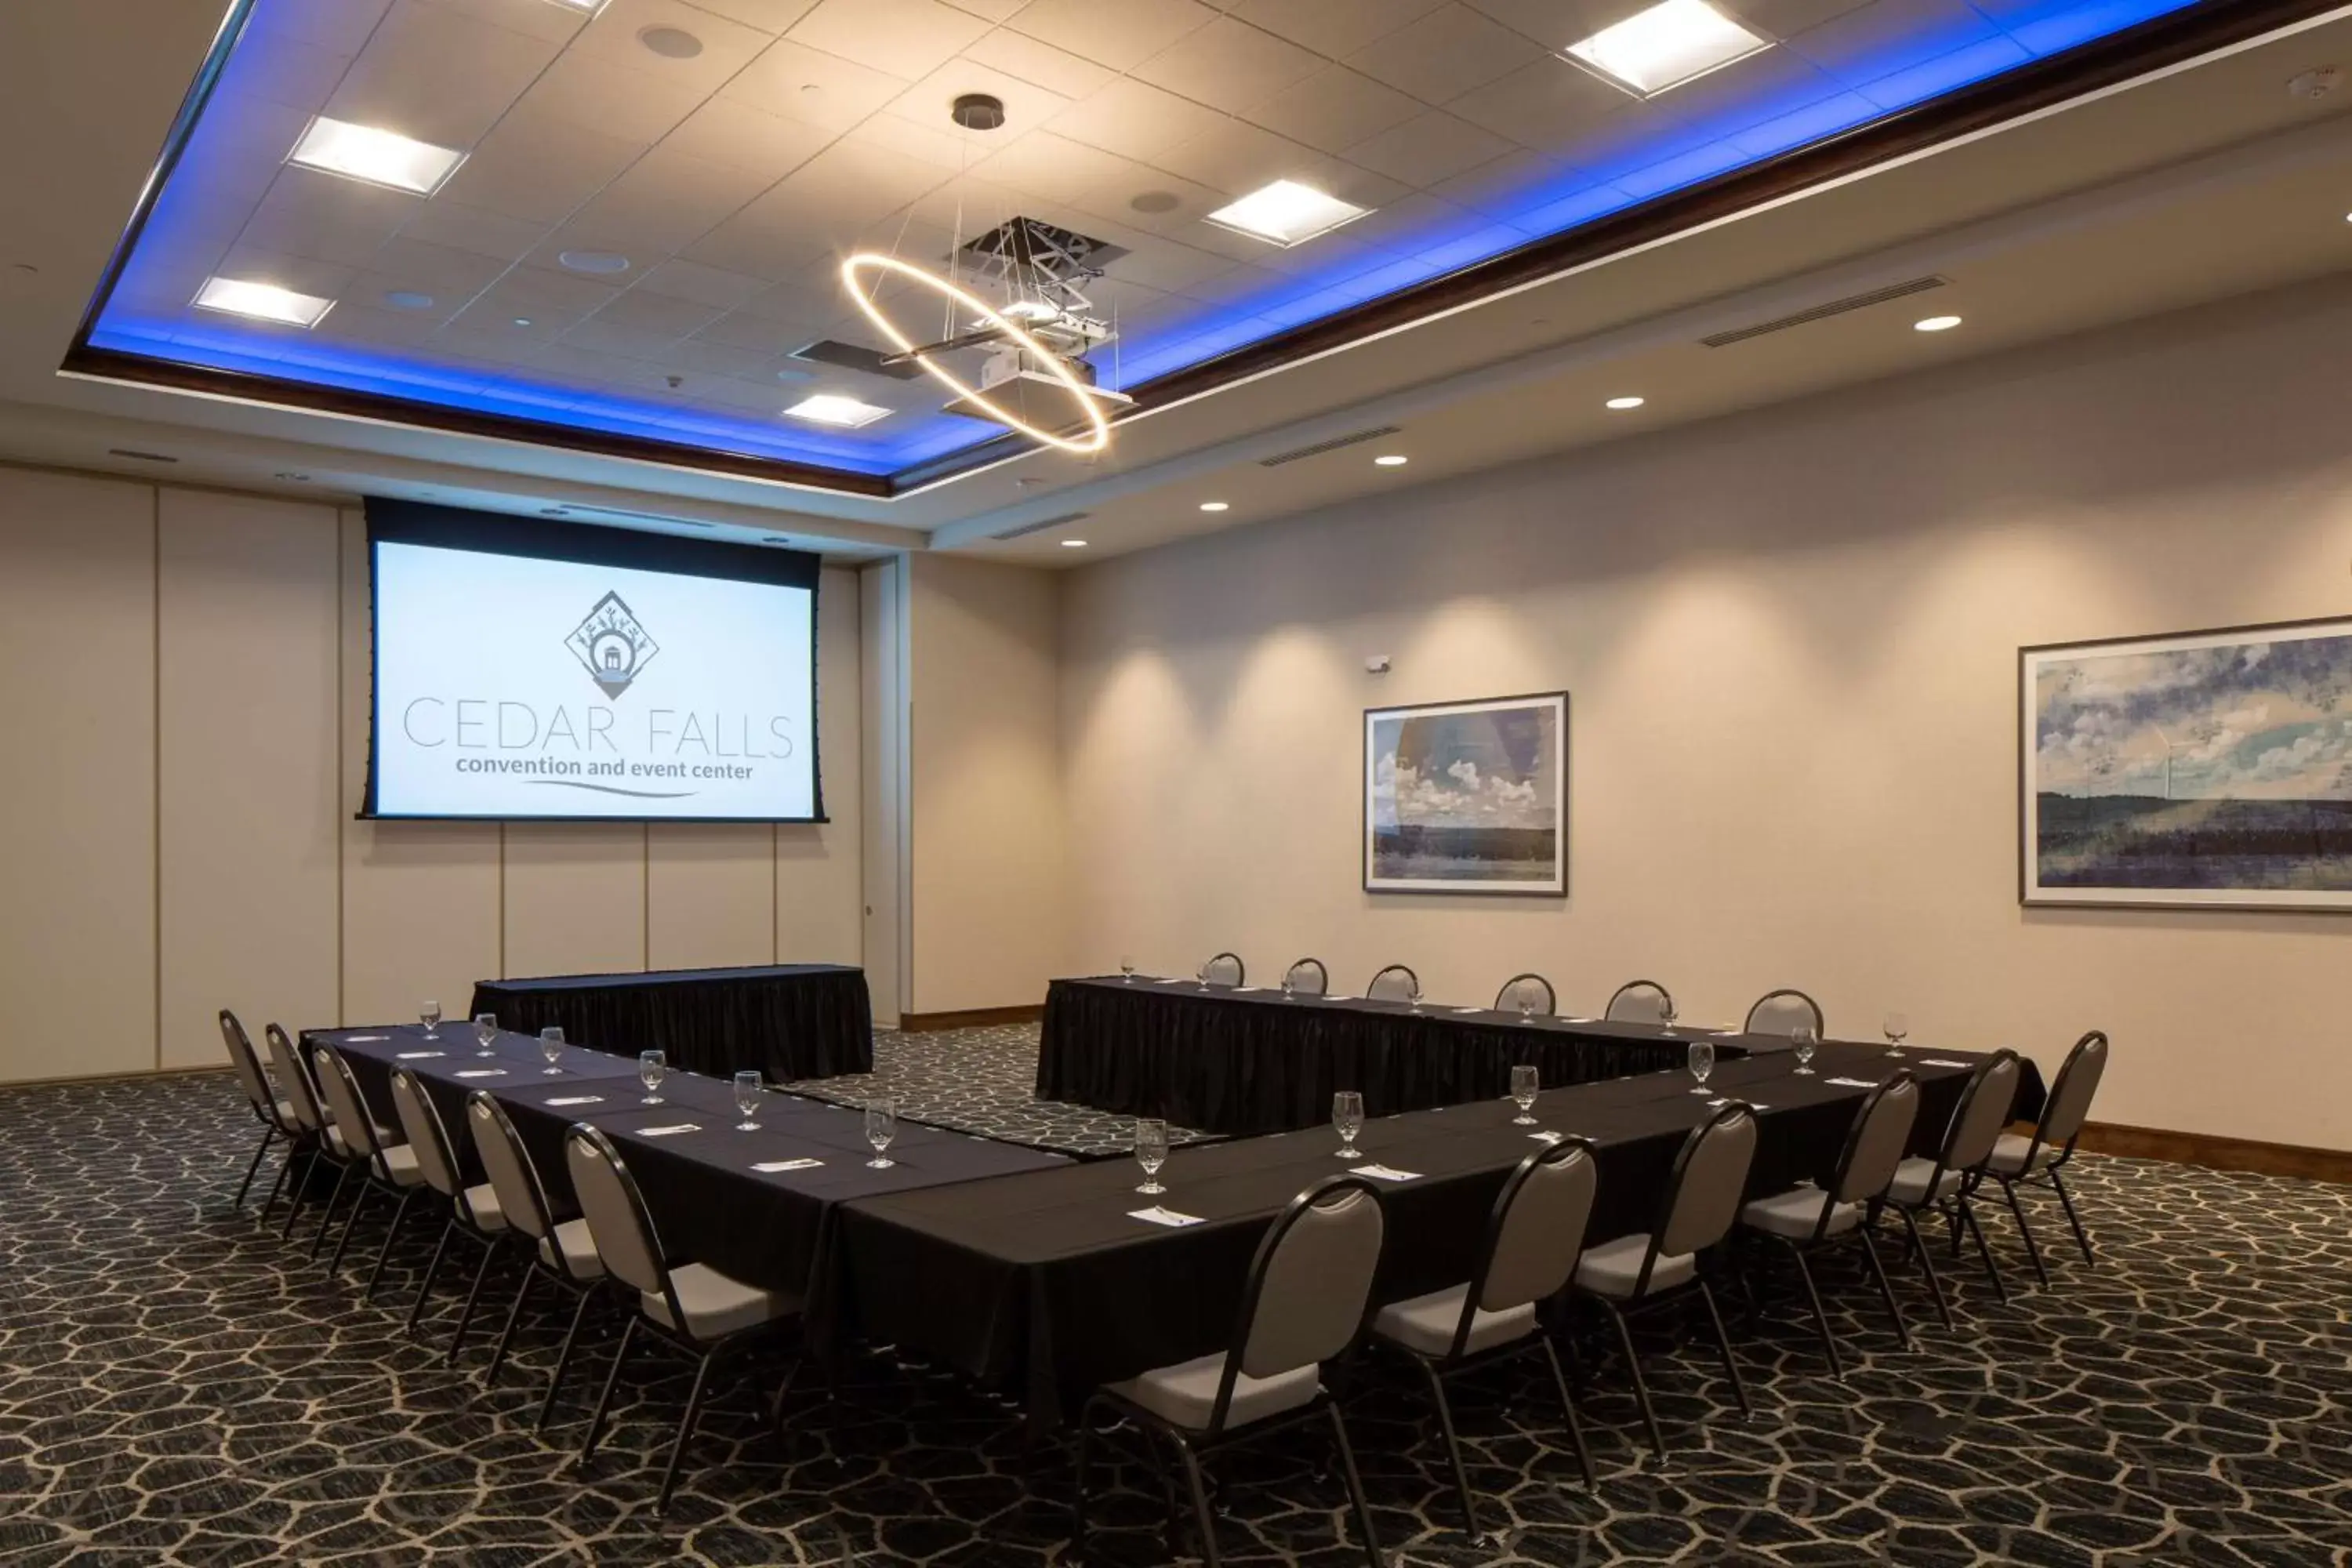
[359, 498, 829, 825]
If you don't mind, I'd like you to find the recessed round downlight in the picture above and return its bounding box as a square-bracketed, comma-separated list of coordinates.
[1374, 454, 1408, 466]
[1199, 500, 1229, 512]
[383, 289, 435, 310]
[638, 25, 703, 58]
[1915, 314, 1963, 332]
[1605, 395, 1645, 410]
[559, 250, 631, 275]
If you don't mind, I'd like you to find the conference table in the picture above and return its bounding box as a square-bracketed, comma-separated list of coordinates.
[467, 962, 872, 1083]
[838, 1038, 2045, 1429]
[313, 1024, 1066, 1308]
[1038, 974, 1719, 1134]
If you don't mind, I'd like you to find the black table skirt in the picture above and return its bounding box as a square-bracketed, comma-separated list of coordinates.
[468, 964, 872, 1083]
[1038, 976, 1711, 1134]
[839, 1040, 2046, 1427]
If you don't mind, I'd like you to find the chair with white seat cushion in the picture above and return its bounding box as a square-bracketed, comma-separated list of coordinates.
[1281, 956, 1328, 996]
[1738, 1073, 1919, 1378]
[1572, 1102, 1756, 1462]
[309, 1044, 430, 1293]
[1878, 1051, 2021, 1324]
[1983, 1031, 2107, 1286]
[219, 1010, 303, 1218]
[1365, 963, 1420, 1004]
[568, 1124, 802, 1514]
[1200, 952, 1245, 987]
[466, 1092, 604, 1421]
[388, 1069, 508, 1344]
[1744, 988, 1825, 1039]
[1370, 1138, 1598, 1538]
[1075, 1175, 1387, 1568]
[1605, 979, 1673, 1025]
[265, 1022, 345, 1242]
[1494, 972, 1557, 1018]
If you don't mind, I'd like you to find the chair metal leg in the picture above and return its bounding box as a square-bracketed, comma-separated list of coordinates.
[1541, 1335, 1597, 1491]
[1170, 1436, 1223, 1568]
[282, 1145, 321, 1238]
[1958, 1200, 2009, 1305]
[327, 1181, 375, 1275]
[1071, 1396, 1101, 1561]
[1896, 1207, 1953, 1329]
[2049, 1168, 2094, 1264]
[308, 1160, 355, 1259]
[1327, 1401, 1385, 1568]
[363, 1188, 419, 1302]
[446, 1235, 502, 1366]
[1857, 1227, 1912, 1350]
[1600, 1301, 1667, 1461]
[1997, 1178, 2052, 1288]
[655, 1348, 720, 1513]
[485, 1264, 534, 1388]
[1783, 1243, 1843, 1381]
[580, 1314, 637, 1463]
[1415, 1358, 1480, 1539]
[232, 1127, 276, 1210]
[257, 1146, 295, 1225]
[537, 1283, 596, 1434]
[1697, 1280, 1751, 1418]
[405, 1221, 457, 1338]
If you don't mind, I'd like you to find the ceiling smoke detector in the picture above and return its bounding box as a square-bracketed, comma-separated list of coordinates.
[2288, 66, 2341, 100]
[951, 93, 1007, 131]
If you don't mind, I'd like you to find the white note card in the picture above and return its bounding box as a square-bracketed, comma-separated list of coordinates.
[545, 1095, 604, 1107]
[1130, 1206, 1204, 1227]
[635, 1123, 700, 1138]
[455, 1069, 506, 1079]
[1354, 1163, 1422, 1181]
[1825, 1076, 1879, 1088]
[1452, 1007, 1484, 1014]
[345, 1034, 388, 1043]
[1920, 1058, 1971, 1069]
[753, 1158, 824, 1173]
[396, 1051, 445, 1060]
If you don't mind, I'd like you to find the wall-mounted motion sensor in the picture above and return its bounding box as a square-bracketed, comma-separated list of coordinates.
[1365, 655, 1392, 675]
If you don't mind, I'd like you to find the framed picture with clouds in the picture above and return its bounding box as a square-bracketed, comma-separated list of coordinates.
[1364, 691, 1567, 896]
[2020, 615, 2352, 909]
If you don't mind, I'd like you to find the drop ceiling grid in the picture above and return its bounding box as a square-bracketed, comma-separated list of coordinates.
[89, 0, 2202, 474]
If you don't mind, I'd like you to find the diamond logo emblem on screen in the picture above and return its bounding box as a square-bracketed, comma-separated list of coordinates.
[565, 592, 659, 697]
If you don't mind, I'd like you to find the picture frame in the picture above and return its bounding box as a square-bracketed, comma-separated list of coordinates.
[2020, 615, 2352, 910]
[1364, 691, 1567, 896]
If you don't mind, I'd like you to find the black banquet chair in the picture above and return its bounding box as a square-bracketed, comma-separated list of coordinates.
[468, 1092, 607, 1422]
[1605, 979, 1673, 1025]
[1281, 956, 1328, 996]
[386, 1069, 510, 1351]
[1572, 1102, 1757, 1461]
[1075, 1174, 1387, 1568]
[265, 1022, 346, 1240]
[310, 1044, 433, 1295]
[1744, 989, 1824, 1037]
[217, 1009, 303, 1218]
[1982, 1030, 2108, 1284]
[1200, 952, 1245, 987]
[1367, 1138, 1598, 1537]
[1878, 1049, 2022, 1319]
[1365, 963, 1420, 1004]
[1493, 972, 1556, 1017]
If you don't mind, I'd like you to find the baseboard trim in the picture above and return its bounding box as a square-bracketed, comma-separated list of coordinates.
[896, 1005, 1045, 1033]
[2078, 1120, 2352, 1185]
[0, 1062, 233, 1091]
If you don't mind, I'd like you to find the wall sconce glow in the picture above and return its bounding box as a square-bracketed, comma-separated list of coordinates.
[785, 393, 891, 428]
[1605, 395, 1646, 410]
[193, 277, 335, 327]
[1199, 500, 1230, 512]
[1374, 454, 1409, 466]
[288, 117, 466, 195]
[1914, 314, 1963, 332]
[1204, 180, 1370, 247]
[1566, 0, 1769, 96]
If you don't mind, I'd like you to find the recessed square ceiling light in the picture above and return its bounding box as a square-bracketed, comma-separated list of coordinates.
[785, 394, 891, 429]
[288, 117, 466, 195]
[193, 277, 336, 328]
[1204, 180, 1370, 248]
[1565, 0, 1769, 97]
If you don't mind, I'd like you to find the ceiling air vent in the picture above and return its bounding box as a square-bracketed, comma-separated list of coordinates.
[1700, 276, 1948, 348]
[558, 503, 716, 529]
[989, 510, 1089, 542]
[790, 339, 924, 381]
[107, 447, 180, 463]
[1257, 425, 1403, 467]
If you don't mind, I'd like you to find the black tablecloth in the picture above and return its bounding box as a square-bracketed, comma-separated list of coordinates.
[1038, 975, 1724, 1134]
[467, 964, 872, 1083]
[314, 1024, 1066, 1312]
[840, 1040, 2046, 1426]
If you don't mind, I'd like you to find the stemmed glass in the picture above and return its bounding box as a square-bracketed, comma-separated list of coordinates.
[638, 1049, 666, 1106]
[1883, 1011, 1909, 1058]
[419, 1000, 441, 1040]
[865, 1098, 898, 1169]
[539, 1026, 565, 1075]
[1120, 956, 1137, 984]
[1332, 1091, 1365, 1160]
[473, 1013, 499, 1058]
[733, 1070, 764, 1131]
[1688, 1040, 1716, 1095]
[1515, 990, 1536, 1022]
[1660, 996, 1679, 1036]
[1406, 977, 1424, 1012]
[1280, 971, 1296, 1000]
[1792, 1025, 1818, 1075]
[1134, 1117, 1169, 1195]
[1197, 963, 1213, 991]
[1509, 1063, 1540, 1125]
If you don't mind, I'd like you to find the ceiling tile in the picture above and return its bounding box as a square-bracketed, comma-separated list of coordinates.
[1422, 143, 1569, 216]
[1007, 0, 1220, 73]
[221, 28, 359, 118]
[1225, 0, 1446, 57]
[410, 0, 590, 46]
[325, 0, 563, 149]
[750, 140, 953, 249]
[670, 337, 789, 376]
[1345, 4, 1551, 106]
[1449, 56, 1628, 150]
[343, 270, 469, 322]
[1786, 0, 1996, 77]
[1131, 18, 1327, 115]
[1461, 0, 1635, 49]
[1069, 169, 1234, 241]
[1049, 78, 1232, 165]
[695, 309, 821, 354]
[211, 245, 362, 303]
[677, 0, 822, 32]
[238, 168, 422, 267]
[557, 316, 694, 359]
[526, 49, 710, 145]
[571, 0, 776, 93]
[659, 97, 833, 180]
[968, 130, 1145, 205]
[1147, 115, 1323, 198]
[635, 257, 775, 308]
[1344, 109, 1514, 187]
[724, 38, 911, 130]
[942, 0, 1026, 17]
[1243, 66, 1424, 155]
[313, 298, 444, 348]
[1723, 0, 1879, 31]
[396, 198, 554, 262]
[962, 30, 1116, 98]
[550, 147, 775, 257]
[247, 0, 396, 56]
[680, 205, 832, 276]
[365, 234, 515, 294]
[788, 0, 991, 78]
[434, 106, 645, 226]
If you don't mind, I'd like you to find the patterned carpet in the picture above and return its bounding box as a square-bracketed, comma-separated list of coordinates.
[2, 1029, 2347, 1567]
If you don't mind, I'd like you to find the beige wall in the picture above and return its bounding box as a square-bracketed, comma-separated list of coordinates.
[1061, 278, 2352, 1153]
[0, 469, 863, 1084]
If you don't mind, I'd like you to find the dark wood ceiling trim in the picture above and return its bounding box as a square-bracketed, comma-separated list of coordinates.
[891, 0, 2342, 493]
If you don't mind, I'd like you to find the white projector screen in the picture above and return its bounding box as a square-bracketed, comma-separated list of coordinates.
[363, 501, 822, 822]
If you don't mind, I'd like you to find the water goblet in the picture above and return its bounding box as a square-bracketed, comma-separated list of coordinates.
[1660, 996, 1679, 1036]
[1688, 1039, 1716, 1095]
[419, 1000, 441, 1040]
[734, 1070, 763, 1131]
[1281, 972, 1295, 1000]
[1517, 992, 1535, 1022]
[1120, 956, 1137, 984]
[472, 1013, 498, 1058]
[1197, 963, 1212, 991]
[539, 1026, 564, 1075]
[638, 1049, 666, 1106]
[1332, 1090, 1365, 1160]
[1883, 1011, 1909, 1058]
[1134, 1117, 1169, 1196]
[865, 1098, 898, 1169]
[1509, 1063, 1540, 1125]
[1792, 1025, 1818, 1076]
[1406, 978, 1424, 1012]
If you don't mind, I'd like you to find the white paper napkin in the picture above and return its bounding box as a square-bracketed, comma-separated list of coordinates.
[544, 1094, 604, 1107]
[1451, 1007, 1484, 1014]
[753, 1158, 824, 1173]
[1561, 1017, 1597, 1024]
[1825, 1076, 1879, 1088]
[454, 1069, 506, 1079]
[1919, 1058, 1971, 1068]
[345, 1034, 388, 1043]
[1708, 1097, 1768, 1109]
[634, 1123, 700, 1138]
[1130, 1206, 1203, 1227]
[1354, 1163, 1421, 1181]
[396, 1051, 445, 1060]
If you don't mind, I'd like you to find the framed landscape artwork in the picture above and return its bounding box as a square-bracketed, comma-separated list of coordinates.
[1365, 692, 1566, 895]
[2021, 616, 2352, 909]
